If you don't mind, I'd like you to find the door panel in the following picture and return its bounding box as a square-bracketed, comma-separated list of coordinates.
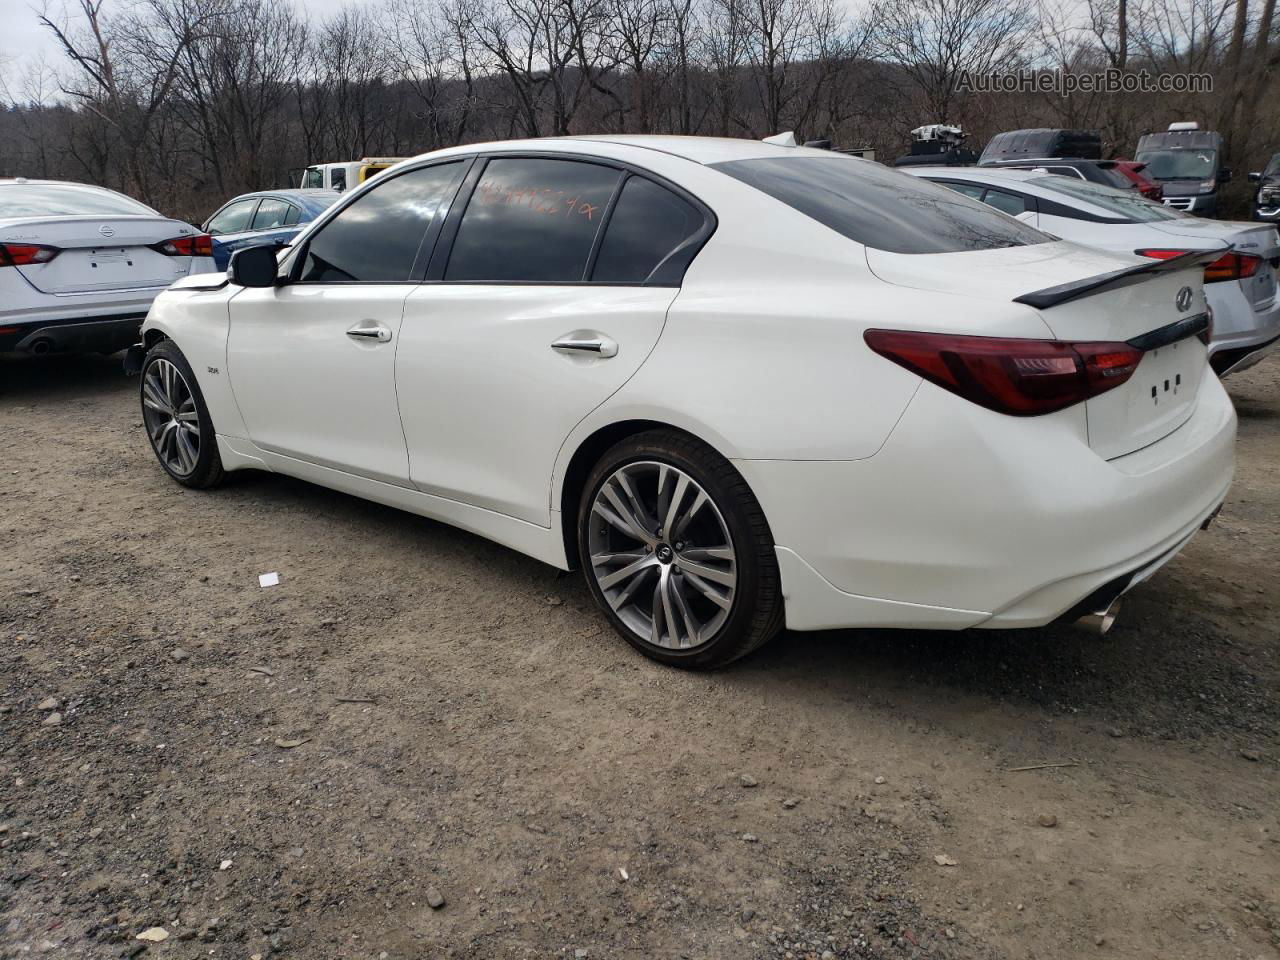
[397, 284, 676, 525]
[227, 283, 412, 485]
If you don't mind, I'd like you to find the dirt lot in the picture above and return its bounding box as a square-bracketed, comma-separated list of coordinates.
[1, 352, 1277, 960]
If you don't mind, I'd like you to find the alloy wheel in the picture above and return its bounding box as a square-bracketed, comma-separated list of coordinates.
[142, 358, 201, 476]
[587, 461, 737, 650]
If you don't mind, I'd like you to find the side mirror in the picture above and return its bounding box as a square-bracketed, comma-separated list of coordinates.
[228, 244, 281, 287]
[1219, 168, 1233, 183]
[1249, 171, 1262, 182]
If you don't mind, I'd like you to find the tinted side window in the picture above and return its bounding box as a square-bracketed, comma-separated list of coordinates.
[937, 181, 985, 199]
[252, 198, 290, 229]
[299, 162, 463, 282]
[283, 204, 301, 226]
[206, 199, 257, 235]
[983, 189, 1027, 215]
[713, 157, 1049, 254]
[331, 168, 347, 191]
[445, 158, 621, 282]
[592, 177, 705, 283]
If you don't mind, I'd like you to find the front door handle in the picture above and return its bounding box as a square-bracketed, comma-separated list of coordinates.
[551, 333, 618, 358]
[346, 321, 392, 343]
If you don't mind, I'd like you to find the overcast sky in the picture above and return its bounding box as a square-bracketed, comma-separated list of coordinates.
[1, 0, 357, 92]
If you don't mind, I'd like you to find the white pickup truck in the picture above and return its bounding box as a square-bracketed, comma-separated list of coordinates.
[298, 158, 406, 192]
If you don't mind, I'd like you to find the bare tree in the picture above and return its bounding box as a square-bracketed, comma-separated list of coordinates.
[39, 0, 225, 196]
[872, 0, 1036, 123]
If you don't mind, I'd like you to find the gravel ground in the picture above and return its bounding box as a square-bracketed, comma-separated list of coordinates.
[1, 352, 1277, 960]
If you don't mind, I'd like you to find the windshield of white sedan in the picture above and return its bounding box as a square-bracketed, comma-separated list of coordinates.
[0, 184, 155, 218]
[1031, 175, 1185, 222]
[711, 157, 1049, 254]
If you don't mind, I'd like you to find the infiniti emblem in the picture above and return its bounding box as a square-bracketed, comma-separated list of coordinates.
[1175, 286, 1193, 312]
[655, 544, 674, 563]
[98, 224, 116, 238]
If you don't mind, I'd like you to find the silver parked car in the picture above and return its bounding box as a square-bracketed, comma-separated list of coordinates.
[0, 178, 216, 356]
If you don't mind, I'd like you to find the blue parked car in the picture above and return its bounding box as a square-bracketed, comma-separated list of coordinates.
[202, 189, 341, 269]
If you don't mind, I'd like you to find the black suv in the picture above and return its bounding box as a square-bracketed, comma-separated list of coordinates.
[1249, 154, 1280, 222]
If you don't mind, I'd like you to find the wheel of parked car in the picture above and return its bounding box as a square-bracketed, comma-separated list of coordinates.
[577, 429, 784, 668]
[140, 340, 225, 489]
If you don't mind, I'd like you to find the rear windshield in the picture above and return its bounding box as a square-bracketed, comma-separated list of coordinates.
[0, 183, 155, 218]
[1030, 174, 1186, 222]
[712, 156, 1049, 254]
[1096, 166, 1136, 190]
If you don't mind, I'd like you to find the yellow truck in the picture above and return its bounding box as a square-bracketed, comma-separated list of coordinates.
[298, 158, 407, 192]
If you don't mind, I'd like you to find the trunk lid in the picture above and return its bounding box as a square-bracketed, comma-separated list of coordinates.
[1148, 219, 1280, 310]
[0, 215, 198, 295]
[866, 241, 1214, 459]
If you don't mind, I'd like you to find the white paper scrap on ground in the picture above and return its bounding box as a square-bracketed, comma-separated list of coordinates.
[258, 572, 280, 588]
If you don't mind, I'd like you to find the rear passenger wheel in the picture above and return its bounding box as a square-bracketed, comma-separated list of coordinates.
[578, 430, 783, 668]
[140, 341, 224, 489]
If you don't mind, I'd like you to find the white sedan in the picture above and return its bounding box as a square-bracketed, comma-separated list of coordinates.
[0, 179, 216, 356]
[130, 137, 1235, 667]
[904, 166, 1280, 377]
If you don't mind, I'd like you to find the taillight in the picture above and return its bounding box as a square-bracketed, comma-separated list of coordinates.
[1136, 247, 1262, 283]
[152, 234, 214, 257]
[864, 329, 1143, 417]
[0, 242, 59, 267]
[1205, 251, 1260, 281]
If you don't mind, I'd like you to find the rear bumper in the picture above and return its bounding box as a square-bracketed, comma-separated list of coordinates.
[0, 313, 146, 355]
[740, 372, 1236, 632]
[1211, 333, 1280, 377]
[1206, 282, 1280, 376]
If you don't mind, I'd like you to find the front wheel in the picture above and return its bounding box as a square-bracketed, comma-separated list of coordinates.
[140, 340, 225, 489]
[577, 429, 784, 668]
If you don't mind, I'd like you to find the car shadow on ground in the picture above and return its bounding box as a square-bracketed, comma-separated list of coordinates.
[8, 352, 1274, 749]
[223, 465, 1276, 748]
[0, 352, 133, 402]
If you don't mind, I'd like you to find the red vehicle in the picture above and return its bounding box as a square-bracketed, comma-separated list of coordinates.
[1112, 160, 1164, 201]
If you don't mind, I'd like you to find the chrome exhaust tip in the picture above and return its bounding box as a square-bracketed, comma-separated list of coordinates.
[1075, 596, 1122, 636]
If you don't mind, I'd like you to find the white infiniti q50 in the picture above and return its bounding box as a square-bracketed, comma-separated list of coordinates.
[130, 136, 1236, 667]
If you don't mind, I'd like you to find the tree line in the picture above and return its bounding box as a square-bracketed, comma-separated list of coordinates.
[0, 0, 1276, 222]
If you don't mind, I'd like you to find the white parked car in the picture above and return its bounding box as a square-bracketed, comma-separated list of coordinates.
[130, 137, 1235, 667]
[904, 166, 1280, 376]
[0, 179, 216, 356]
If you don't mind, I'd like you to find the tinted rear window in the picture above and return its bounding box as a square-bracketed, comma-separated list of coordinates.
[0, 184, 155, 218]
[1030, 175, 1186, 222]
[713, 157, 1049, 254]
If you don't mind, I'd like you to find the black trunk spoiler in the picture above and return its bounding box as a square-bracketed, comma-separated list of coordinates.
[1012, 248, 1224, 310]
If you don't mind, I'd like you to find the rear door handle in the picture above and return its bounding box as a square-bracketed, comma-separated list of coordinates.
[346, 321, 392, 343]
[551, 334, 618, 358]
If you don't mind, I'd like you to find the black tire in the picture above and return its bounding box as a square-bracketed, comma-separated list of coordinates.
[577, 429, 784, 669]
[140, 340, 225, 489]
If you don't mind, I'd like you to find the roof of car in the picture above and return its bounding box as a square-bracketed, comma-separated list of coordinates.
[419, 135, 841, 166]
[904, 166, 1044, 182]
[0, 177, 128, 190]
[986, 157, 1117, 167]
[232, 188, 340, 201]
